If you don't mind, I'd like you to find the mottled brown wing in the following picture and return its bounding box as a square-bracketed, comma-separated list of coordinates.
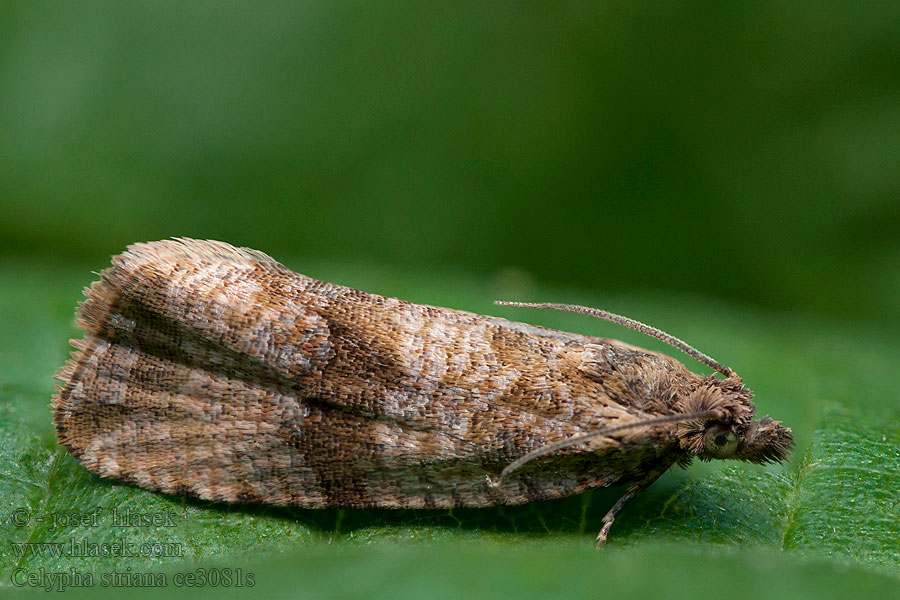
[53, 239, 683, 508]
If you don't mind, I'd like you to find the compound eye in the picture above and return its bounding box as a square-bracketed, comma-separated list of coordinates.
[703, 426, 739, 458]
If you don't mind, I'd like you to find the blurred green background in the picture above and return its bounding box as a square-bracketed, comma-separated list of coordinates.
[2, 0, 899, 326]
[3, 2, 900, 598]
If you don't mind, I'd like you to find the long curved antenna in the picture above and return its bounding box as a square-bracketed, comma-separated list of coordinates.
[495, 301, 736, 378]
[489, 409, 725, 487]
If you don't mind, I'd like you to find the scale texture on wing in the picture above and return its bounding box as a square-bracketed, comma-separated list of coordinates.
[53, 239, 701, 508]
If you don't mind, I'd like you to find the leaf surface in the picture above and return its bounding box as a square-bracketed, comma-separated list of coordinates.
[1, 259, 898, 597]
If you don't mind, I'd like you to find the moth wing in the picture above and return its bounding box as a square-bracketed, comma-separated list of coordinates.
[54, 239, 654, 508]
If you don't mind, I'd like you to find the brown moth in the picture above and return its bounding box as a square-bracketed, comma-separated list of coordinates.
[52, 239, 793, 546]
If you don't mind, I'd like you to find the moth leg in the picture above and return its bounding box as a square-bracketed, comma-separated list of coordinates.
[596, 462, 670, 548]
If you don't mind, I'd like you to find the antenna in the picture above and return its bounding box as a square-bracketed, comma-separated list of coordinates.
[489, 409, 725, 486]
[495, 301, 736, 378]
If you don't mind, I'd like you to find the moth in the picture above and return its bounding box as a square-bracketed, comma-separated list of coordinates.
[53, 239, 793, 545]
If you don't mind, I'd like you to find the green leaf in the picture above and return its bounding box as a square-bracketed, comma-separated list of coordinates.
[1, 258, 899, 597]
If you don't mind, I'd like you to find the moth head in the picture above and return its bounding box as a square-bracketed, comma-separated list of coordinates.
[491, 377, 794, 489]
[676, 380, 794, 464]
